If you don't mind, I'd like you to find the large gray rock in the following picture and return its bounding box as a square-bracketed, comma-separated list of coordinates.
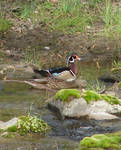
[48, 98, 88, 119]
[62, 98, 88, 117]
[48, 98, 121, 120]
[87, 100, 121, 120]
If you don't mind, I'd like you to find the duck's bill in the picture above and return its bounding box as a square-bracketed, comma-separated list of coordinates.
[76, 56, 81, 61]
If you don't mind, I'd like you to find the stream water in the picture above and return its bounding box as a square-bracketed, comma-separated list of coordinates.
[0, 61, 121, 150]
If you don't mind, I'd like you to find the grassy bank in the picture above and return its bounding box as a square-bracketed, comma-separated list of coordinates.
[0, 0, 121, 37]
[0, 0, 121, 66]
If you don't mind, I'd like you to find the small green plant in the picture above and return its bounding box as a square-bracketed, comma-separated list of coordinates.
[12, 1, 35, 19]
[18, 115, 50, 135]
[103, 0, 112, 28]
[0, 17, 13, 32]
[58, 0, 81, 14]
[0, 115, 50, 137]
[20, 4, 34, 19]
[111, 60, 121, 73]
[112, 60, 121, 68]
[79, 131, 121, 149]
[24, 46, 41, 67]
[86, 80, 105, 93]
[88, 0, 104, 9]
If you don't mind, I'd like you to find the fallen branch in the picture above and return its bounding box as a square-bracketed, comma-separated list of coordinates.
[3, 79, 56, 92]
[3, 77, 81, 91]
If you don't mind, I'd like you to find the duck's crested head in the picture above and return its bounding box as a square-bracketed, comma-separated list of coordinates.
[67, 54, 81, 64]
[72, 54, 81, 61]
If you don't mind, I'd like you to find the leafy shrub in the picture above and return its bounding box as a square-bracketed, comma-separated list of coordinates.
[18, 115, 50, 135]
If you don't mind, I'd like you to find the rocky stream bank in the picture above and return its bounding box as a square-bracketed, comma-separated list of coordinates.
[0, 59, 121, 149]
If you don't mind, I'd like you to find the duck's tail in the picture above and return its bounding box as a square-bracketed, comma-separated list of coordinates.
[33, 69, 50, 77]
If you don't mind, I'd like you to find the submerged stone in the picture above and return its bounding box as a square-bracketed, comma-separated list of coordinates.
[1, 132, 15, 138]
[0, 117, 18, 130]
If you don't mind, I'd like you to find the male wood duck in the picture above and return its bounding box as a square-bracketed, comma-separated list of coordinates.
[33, 54, 81, 82]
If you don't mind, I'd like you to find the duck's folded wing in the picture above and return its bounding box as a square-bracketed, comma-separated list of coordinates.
[33, 69, 50, 77]
[33, 66, 70, 78]
[49, 66, 70, 74]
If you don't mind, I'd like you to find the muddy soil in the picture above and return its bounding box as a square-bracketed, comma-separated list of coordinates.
[0, 26, 121, 68]
[0, 0, 121, 69]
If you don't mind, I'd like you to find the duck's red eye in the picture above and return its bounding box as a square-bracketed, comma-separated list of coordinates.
[72, 55, 76, 59]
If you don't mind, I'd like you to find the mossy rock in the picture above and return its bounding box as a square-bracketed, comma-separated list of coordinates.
[83, 90, 120, 105]
[79, 132, 121, 150]
[55, 89, 120, 105]
[55, 89, 81, 102]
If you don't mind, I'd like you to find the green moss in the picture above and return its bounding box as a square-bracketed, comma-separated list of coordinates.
[80, 137, 100, 148]
[1, 125, 17, 133]
[83, 90, 101, 104]
[55, 89, 120, 105]
[7, 125, 18, 132]
[55, 89, 81, 102]
[83, 90, 120, 105]
[79, 132, 121, 150]
[101, 95, 120, 105]
[18, 115, 50, 135]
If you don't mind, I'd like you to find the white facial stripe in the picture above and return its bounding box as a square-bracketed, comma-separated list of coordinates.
[67, 56, 75, 64]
